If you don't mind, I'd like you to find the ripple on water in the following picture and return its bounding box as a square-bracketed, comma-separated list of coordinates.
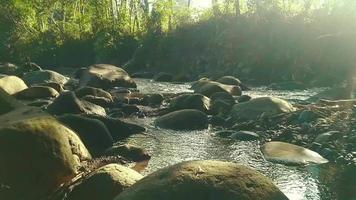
[122, 117, 327, 200]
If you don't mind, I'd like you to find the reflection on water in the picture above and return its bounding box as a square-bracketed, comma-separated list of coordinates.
[126, 79, 332, 200]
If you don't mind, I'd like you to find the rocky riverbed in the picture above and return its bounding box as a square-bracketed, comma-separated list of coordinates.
[0, 63, 355, 200]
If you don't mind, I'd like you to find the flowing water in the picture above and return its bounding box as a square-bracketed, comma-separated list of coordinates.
[122, 79, 333, 200]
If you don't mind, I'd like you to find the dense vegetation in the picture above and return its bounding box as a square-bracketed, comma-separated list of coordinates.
[1, 0, 356, 86]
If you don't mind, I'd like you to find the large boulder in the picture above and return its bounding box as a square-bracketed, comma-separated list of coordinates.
[114, 160, 288, 200]
[79, 64, 136, 89]
[0, 115, 91, 199]
[192, 79, 242, 97]
[15, 86, 59, 100]
[0, 75, 28, 95]
[169, 93, 211, 113]
[22, 70, 69, 85]
[261, 141, 328, 165]
[155, 109, 208, 130]
[216, 76, 241, 86]
[67, 164, 143, 200]
[85, 115, 146, 140]
[231, 97, 296, 120]
[47, 91, 106, 116]
[57, 114, 113, 156]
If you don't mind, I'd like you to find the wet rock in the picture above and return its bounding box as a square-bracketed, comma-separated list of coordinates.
[216, 76, 241, 86]
[153, 72, 173, 82]
[36, 82, 64, 93]
[210, 99, 232, 115]
[75, 86, 113, 102]
[85, 115, 146, 140]
[143, 93, 164, 106]
[0, 75, 28, 95]
[298, 110, 319, 123]
[261, 141, 328, 165]
[57, 114, 113, 156]
[104, 144, 151, 162]
[231, 131, 259, 141]
[193, 79, 242, 97]
[79, 64, 136, 89]
[169, 93, 211, 113]
[26, 99, 52, 107]
[314, 131, 341, 144]
[67, 164, 143, 200]
[120, 104, 140, 115]
[210, 92, 235, 105]
[82, 95, 113, 107]
[0, 115, 91, 199]
[237, 95, 251, 103]
[209, 115, 226, 126]
[155, 109, 208, 130]
[308, 85, 352, 102]
[47, 91, 106, 116]
[231, 97, 295, 120]
[22, 70, 69, 85]
[15, 86, 59, 100]
[114, 160, 288, 200]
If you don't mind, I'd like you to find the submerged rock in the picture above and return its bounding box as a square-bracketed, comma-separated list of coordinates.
[261, 141, 328, 165]
[79, 64, 136, 89]
[0, 75, 28, 95]
[0, 115, 91, 199]
[67, 164, 143, 200]
[231, 97, 295, 120]
[155, 109, 208, 130]
[114, 160, 288, 200]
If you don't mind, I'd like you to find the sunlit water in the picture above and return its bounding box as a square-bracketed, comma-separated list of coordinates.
[122, 79, 332, 200]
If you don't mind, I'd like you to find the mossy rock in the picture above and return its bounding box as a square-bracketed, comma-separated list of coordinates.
[155, 109, 208, 130]
[67, 164, 143, 200]
[114, 160, 288, 200]
[0, 75, 28, 95]
[0, 115, 91, 199]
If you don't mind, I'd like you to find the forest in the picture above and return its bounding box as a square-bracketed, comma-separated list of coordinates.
[1, 0, 356, 86]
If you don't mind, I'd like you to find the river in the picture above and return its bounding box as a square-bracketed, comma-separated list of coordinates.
[120, 79, 333, 200]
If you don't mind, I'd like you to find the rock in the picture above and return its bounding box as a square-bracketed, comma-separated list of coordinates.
[169, 93, 211, 113]
[215, 130, 235, 137]
[0, 115, 91, 199]
[22, 70, 69, 85]
[231, 97, 296, 120]
[261, 141, 328, 165]
[237, 95, 251, 103]
[298, 110, 319, 123]
[209, 115, 226, 126]
[82, 95, 112, 107]
[67, 164, 143, 200]
[307, 86, 353, 102]
[57, 114, 113, 156]
[155, 109, 208, 130]
[153, 72, 173, 82]
[216, 76, 241, 86]
[121, 104, 140, 115]
[314, 131, 341, 144]
[85, 115, 146, 140]
[104, 144, 151, 162]
[231, 131, 259, 141]
[210, 92, 235, 105]
[210, 99, 232, 115]
[143, 94, 164, 106]
[0, 75, 28, 95]
[15, 86, 59, 100]
[193, 79, 242, 97]
[0, 88, 23, 115]
[26, 99, 52, 107]
[36, 82, 64, 93]
[75, 86, 113, 102]
[114, 160, 288, 200]
[79, 64, 136, 89]
[0, 63, 22, 76]
[47, 91, 106, 116]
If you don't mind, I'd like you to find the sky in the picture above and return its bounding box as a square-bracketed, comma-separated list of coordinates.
[191, 0, 212, 9]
